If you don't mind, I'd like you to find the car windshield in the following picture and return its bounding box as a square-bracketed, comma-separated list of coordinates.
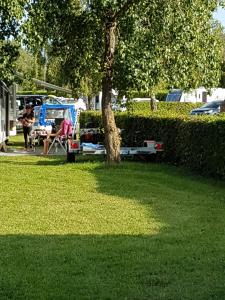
[201, 102, 222, 109]
[45, 97, 62, 105]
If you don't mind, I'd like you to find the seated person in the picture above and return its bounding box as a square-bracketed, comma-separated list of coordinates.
[43, 119, 73, 154]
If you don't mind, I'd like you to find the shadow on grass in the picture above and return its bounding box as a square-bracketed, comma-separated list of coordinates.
[0, 233, 224, 300]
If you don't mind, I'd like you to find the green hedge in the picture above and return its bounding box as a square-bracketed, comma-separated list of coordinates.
[80, 111, 103, 128]
[128, 90, 168, 101]
[127, 101, 202, 115]
[80, 109, 225, 178]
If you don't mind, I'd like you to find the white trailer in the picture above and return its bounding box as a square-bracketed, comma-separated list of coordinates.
[66, 139, 163, 163]
[0, 81, 17, 149]
[0, 81, 9, 147]
[166, 87, 225, 103]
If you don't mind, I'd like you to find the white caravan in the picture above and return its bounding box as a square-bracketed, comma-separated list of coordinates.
[0, 81, 17, 147]
[166, 87, 225, 103]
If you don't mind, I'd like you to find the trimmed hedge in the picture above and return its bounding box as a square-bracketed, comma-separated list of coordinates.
[118, 114, 225, 177]
[127, 101, 202, 115]
[80, 109, 225, 178]
[127, 90, 168, 100]
[80, 111, 103, 128]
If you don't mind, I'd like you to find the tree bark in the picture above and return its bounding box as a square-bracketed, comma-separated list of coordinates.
[150, 94, 157, 111]
[102, 14, 121, 163]
[87, 95, 92, 110]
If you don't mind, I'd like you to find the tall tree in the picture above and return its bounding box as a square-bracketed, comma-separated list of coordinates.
[25, 0, 222, 163]
[0, 0, 25, 84]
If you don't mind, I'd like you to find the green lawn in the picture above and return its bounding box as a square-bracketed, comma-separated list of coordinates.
[0, 137, 225, 299]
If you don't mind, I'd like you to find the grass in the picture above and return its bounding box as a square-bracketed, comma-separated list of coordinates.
[0, 135, 225, 299]
[7, 133, 25, 149]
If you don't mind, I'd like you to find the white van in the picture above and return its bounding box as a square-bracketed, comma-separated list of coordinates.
[166, 87, 225, 103]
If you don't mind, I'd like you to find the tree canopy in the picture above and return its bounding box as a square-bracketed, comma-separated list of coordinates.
[23, 0, 224, 162]
[1, 0, 223, 161]
[0, 0, 26, 84]
[25, 0, 223, 92]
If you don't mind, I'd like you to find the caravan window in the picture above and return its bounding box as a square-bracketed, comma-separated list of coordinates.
[45, 108, 72, 126]
[45, 108, 71, 119]
[16, 98, 24, 110]
[16, 97, 25, 110]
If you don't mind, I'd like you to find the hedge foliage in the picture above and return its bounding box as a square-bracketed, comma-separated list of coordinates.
[127, 101, 202, 115]
[80, 104, 225, 178]
[128, 90, 168, 101]
[118, 114, 225, 178]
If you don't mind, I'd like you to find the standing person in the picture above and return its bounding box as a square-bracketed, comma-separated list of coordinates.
[22, 105, 35, 151]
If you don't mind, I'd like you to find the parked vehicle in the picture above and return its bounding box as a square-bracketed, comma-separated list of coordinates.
[190, 100, 225, 115]
[16, 94, 46, 110]
[166, 87, 225, 103]
[16, 94, 46, 123]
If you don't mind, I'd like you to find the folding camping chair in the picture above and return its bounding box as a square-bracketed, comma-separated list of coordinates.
[47, 118, 72, 154]
[47, 135, 67, 154]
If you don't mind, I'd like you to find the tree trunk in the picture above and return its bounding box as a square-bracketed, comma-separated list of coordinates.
[150, 94, 157, 111]
[43, 47, 48, 82]
[102, 15, 121, 163]
[87, 95, 92, 110]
